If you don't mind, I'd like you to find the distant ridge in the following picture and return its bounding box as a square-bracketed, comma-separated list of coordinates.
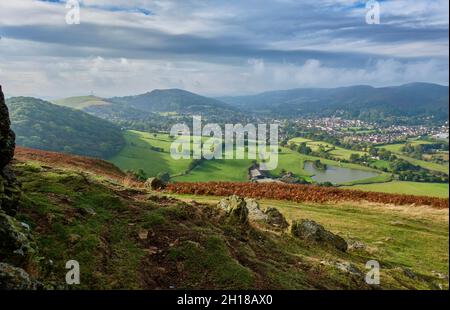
[219, 82, 449, 119]
[108, 88, 237, 115]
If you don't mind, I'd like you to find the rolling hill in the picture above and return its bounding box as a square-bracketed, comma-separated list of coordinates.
[53, 89, 249, 131]
[6, 97, 125, 158]
[108, 88, 237, 115]
[220, 83, 449, 120]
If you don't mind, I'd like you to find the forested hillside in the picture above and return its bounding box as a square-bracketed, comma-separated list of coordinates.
[7, 97, 125, 158]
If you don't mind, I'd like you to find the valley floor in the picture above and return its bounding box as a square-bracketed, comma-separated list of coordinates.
[108, 130, 449, 198]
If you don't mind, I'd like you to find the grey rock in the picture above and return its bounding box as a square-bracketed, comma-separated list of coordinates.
[244, 199, 268, 221]
[217, 195, 249, 224]
[0, 262, 38, 290]
[264, 207, 289, 229]
[0, 211, 36, 265]
[290, 219, 348, 252]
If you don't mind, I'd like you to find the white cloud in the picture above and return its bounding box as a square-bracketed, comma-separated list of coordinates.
[0, 0, 447, 97]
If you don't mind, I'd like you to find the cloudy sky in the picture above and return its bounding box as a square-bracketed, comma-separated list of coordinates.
[0, 0, 448, 98]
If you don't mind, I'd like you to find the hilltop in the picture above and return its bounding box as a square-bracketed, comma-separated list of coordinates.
[109, 89, 237, 115]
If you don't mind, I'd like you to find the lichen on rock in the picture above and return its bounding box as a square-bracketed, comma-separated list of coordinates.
[217, 195, 249, 224]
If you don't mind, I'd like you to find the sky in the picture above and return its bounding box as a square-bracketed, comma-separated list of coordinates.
[0, 0, 448, 98]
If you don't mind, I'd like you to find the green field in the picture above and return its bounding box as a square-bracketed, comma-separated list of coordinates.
[109, 131, 193, 177]
[110, 131, 391, 184]
[344, 181, 449, 198]
[174, 158, 254, 182]
[290, 137, 367, 160]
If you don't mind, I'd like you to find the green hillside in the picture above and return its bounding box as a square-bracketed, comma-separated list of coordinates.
[7, 97, 125, 158]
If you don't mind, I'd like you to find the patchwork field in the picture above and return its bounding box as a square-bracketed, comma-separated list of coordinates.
[376, 140, 449, 174]
[107, 131, 448, 197]
[289, 137, 367, 160]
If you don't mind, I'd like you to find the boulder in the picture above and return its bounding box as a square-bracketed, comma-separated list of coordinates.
[217, 195, 249, 224]
[0, 262, 38, 290]
[0, 211, 35, 265]
[145, 177, 166, 190]
[264, 207, 289, 229]
[244, 199, 268, 221]
[291, 219, 348, 252]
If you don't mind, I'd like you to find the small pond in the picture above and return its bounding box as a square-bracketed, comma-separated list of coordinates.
[304, 161, 379, 184]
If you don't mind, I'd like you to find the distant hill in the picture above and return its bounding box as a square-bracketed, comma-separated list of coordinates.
[7, 97, 125, 158]
[53, 89, 251, 131]
[109, 88, 237, 115]
[220, 83, 449, 120]
[52, 95, 112, 109]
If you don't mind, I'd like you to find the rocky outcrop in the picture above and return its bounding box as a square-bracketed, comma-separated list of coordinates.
[0, 262, 39, 290]
[0, 85, 20, 216]
[244, 198, 268, 221]
[0, 212, 35, 265]
[0, 85, 37, 290]
[217, 195, 249, 224]
[220, 197, 289, 230]
[291, 219, 348, 252]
